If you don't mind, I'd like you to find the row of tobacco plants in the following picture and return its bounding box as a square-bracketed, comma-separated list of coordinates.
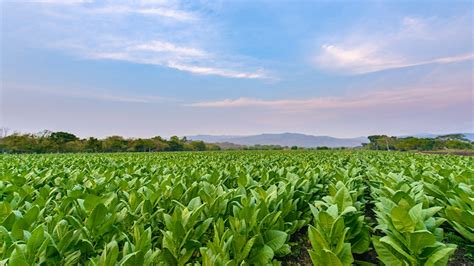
[1, 151, 472, 265]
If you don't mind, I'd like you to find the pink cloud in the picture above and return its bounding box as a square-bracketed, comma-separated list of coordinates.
[187, 86, 471, 112]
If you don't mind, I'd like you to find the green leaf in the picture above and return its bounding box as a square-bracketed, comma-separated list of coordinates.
[264, 230, 287, 252]
[84, 194, 101, 212]
[338, 243, 354, 266]
[408, 203, 423, 228]
[309, 225, 330, 250]
[193, 218, 213, 240]
[64, 251, 82, 265]
[330, 217, 346, 251]
[274, 244, 291, 257]
[86, 203, 107, 231]
[380, 236, 416, 264]
[119, 251, 143, 266]
[408, 230, 436, 255]
[391, 200, 416, 233]
[351, 227, 370, 254]
[23, 206, 40, 227]
[250, 245, 274, 264]
[26, 226, 45, 259]
[9, 245, 28, 266]
[239, 236, 256, 261]
[422, 206, 442, 220]
[372, 237, 403, 266]
[451, 221, 474, 242]
[318, 211, 335, 233]
[318, 249, 343, 266]
[99, 240, 119, 266]
[424, 245, 456, 266]
[12, 219, 25, 240]
[334, 185, 352, 211]
[0, 202, 12, 221]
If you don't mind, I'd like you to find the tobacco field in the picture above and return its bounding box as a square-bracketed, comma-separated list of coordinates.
[0, 151, 473, 265]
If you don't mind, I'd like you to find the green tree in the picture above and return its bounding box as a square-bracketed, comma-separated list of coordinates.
[85, 137, 102, 152]
[152, 136, 170, 151]
[436, 134, 469, 142]
[190, 141, 206, 151]
[128, 139, 156, 152]
[167, 136, 184, 151]
[103, 136, 127, 152]
[49, 131, 79, 144]
[367, 135, 397, 150]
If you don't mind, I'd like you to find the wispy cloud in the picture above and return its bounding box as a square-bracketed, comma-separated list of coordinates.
[6, 85, 171, 104]
[81, 40, 268, 79]
[314, 16, 473, 74]
[129, 41, 207, 57]
[90, 6, 197, 21]
[187, 86, 471, 112]
[317, 45, 473, 74]
[167, 62, 266, 79]
[11, 1, 269, 79]
[26, 0, 93, 4]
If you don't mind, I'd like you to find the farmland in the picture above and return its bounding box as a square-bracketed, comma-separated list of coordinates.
[0, 151, 473, 265]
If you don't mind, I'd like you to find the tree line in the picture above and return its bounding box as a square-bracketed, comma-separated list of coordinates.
[365, 134, 473, 151]
[0, 130, 221, 153]
[1, 129, 472, 154]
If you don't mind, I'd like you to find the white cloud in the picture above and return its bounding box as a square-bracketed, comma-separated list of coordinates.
[167, 62, 266, 79]
[91, 6, 196, 21]
[129, 41, 207, 57]
[26, 0, 93, 4]
[317, 44, 474, 74]
[82, 41, 267, 79]
[10, 1, 269, 79]
[314, 16, 474, 74]
[187, 86, 471, 111]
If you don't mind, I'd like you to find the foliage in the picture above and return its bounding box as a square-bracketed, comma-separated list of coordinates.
[0, 150, 472, 265]
[366, 135, 473, 151]
[0, 131, 221, 153]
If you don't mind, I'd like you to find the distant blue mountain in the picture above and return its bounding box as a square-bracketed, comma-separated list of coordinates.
[187, 133, 369, 148]
[187, 132, 474, 148]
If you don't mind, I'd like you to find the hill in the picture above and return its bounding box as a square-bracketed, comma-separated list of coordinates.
[187, 133, 369, 148]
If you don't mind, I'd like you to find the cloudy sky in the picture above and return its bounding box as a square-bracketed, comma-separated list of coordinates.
[1, 0, 473, 138]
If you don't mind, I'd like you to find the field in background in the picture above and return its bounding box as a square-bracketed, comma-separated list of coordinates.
[1, 151, 473, 265]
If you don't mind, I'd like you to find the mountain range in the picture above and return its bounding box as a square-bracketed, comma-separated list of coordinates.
[187, 133, 474, 148]
[187, 133, 369, 148]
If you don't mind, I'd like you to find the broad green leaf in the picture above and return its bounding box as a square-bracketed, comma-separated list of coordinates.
[334, 185, 352, 211]
[338, 243, 354, 266]
[9, 245, 28, 266]
[250, 245, 274, 264]
[99, 240, 119, 266]
[309, 225, 329, 250]
[23, 206, 40, 227]
[318, 211, 335, 233]
[424, 245, 456, 266]
[380, 236, 416, 264]
[86, 203, 107, 231]
[407, 230, 436, 255]
[26, 226, 45, 258]
[372, 237, 403, 266]
[239, 236, 256, 261]
[391, 200, 416, 233]
[264, 230, 287, 252]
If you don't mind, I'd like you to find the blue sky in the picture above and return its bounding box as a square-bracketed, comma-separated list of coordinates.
[1, 0, 473, 138]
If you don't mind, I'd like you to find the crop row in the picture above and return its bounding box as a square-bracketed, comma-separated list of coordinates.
[0, 151, 472, 265]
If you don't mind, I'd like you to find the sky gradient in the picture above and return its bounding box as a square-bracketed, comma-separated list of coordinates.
[1, 0, 473, 138]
